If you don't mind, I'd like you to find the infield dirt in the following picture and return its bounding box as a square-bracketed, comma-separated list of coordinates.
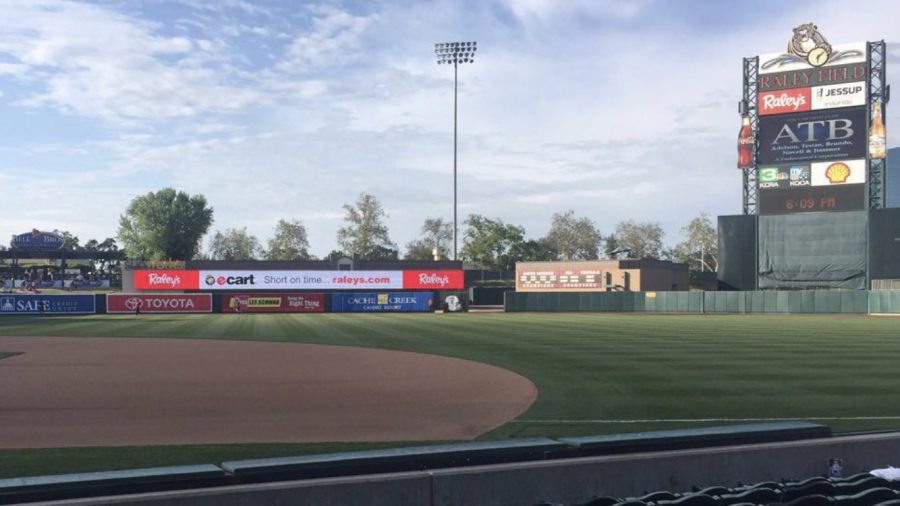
[0, 336, 536, 448]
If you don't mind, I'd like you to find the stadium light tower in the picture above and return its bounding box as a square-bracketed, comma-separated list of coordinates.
[434, 40, 477, 261]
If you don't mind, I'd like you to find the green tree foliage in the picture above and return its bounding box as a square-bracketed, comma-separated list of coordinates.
[117, 188, 214, 260]
[613, 220, 665, 259]
[460, 214, 527, 270]
[265, 219, 311, 261]
[337, 193, 396, 259]
[543, 210, 601, 260]
[673, 213, 718, 272]
[405, 217, 453, 260]
[209, 227, 262, 260]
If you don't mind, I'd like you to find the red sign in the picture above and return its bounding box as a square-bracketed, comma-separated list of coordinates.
[132, 270, 200, 290]
[758, 87, 811, 116]
[221, 293, 325, 313]
[107, 294, 212, 313]
[402, 270, 464, 289]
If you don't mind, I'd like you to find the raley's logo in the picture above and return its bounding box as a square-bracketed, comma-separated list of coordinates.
[402, 270, 463, 289]
[133, 270, 200, 290]
[419, 273, 450, 287]
[759, 88, 810, 115]
[147, 273, 182, 288]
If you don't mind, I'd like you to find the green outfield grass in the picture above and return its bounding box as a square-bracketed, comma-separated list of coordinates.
[1, 312, 900, 477]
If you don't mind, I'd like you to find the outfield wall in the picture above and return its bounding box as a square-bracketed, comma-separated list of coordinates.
[504, 290, 900, 314]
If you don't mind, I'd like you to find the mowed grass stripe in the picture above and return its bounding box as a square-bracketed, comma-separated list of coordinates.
[3, 312, 900, 476]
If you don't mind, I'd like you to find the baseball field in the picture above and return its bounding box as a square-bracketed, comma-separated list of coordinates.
[2, 312, 900, 478]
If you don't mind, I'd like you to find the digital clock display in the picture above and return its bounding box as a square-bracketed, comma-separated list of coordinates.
[758, 184, 865, 215]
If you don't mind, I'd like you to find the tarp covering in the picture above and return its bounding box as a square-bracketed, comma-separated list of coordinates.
[758, 211, 867, 289]
[718, 215, 758, 291]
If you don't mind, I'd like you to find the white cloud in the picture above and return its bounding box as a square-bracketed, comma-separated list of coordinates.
[279, 6, 376, 72]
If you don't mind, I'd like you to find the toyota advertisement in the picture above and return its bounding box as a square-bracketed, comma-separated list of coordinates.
[221, 293, 325, 313]
[107, 294, 212, 314]
[331, 292, 433, 312]
[132, 269, 463, 291]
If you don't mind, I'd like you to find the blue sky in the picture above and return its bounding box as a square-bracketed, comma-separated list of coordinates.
[1, 0, 898, 257]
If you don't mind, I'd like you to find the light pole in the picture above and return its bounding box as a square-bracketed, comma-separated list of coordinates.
[434, 41, 476, 261]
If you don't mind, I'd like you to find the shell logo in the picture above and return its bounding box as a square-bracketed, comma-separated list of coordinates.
[825, 162, 851, 183]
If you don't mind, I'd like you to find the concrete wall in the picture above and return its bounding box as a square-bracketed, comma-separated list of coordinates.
[48, 433, 900, 506]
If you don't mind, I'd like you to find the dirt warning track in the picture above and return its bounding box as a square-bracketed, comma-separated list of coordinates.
[0, 336, 536, 448]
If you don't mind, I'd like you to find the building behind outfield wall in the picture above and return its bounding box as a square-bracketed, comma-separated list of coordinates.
[515, 260, 689, 293]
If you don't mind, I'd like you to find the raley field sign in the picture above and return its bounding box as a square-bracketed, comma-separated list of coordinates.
[221, 293, 324, 313]
[132, 269, 463, 290]
[107, 294, 212, 313]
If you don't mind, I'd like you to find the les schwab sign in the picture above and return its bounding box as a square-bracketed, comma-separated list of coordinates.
[133, 269, 464, 290]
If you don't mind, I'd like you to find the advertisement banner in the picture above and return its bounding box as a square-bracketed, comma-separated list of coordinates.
[758, 164, 811, 190]
[811, 159, 866, 186]
[811, 81, 867, 110]
[331, 292, 433, 312]
[10, 229, 64, 251]
[517, 269, 605, 290]
[0, 294, 96, 315]
[759, 88, 811, 116]
[107, 294, 212, 314]
[199, 270, 403, 290]
[758, 184, 865, 215]
[133, 269, 465, 291]
[133, 270, 200, 290]
[402, 270, 464, 290]
[221, 293, 325, 313]
[757, 107, 866, 165]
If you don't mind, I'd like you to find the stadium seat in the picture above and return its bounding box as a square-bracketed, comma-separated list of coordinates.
[834, 488, 899, 506]
[834, 477, 893, 496]
[782, 482, 836, 502]
[611, 500, 650, 506]
[638, 491, 679, 503]
[872, 500, 900, 506]
[779, 494, 836, 506]
[654, 493, 718, 506]
[575, 496, 622, 506]
[719, 486, 781, 505]
[836, 473, 879, 484]
[694, 486, 731, 497]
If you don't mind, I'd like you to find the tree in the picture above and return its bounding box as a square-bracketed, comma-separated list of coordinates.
[53, 230, 82, 252]
[603, 234, 620, 258]
[673, 213, 718, 272]
[117, 188, 214, 260]
[511, 238, 557, 262]
[544, 210, 601, 260]
[460, 214, 526, 271]
[405, 218, 452, 260]
[266, 219, 311, 260]
[337, 193, 395, 259]
[613, 220, 665, 259]
[209, 227, 262, 260]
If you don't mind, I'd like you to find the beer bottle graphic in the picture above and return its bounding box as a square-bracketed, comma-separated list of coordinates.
[869, 102, 886, 160]
[738, 113, 754, 168]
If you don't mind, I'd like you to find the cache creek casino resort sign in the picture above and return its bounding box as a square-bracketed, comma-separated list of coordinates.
[739, 23, 886, 215]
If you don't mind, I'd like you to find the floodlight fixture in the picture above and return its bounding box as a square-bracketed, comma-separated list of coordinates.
[433, 40, 477, 261]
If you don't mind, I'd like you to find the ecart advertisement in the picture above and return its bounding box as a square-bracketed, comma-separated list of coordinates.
[757, 107, 866, 165]
[107, 294, 212, 314]
[221, 293, 324, 313]
[331, 292, 433, 312]
[0, 294, 96, 315]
